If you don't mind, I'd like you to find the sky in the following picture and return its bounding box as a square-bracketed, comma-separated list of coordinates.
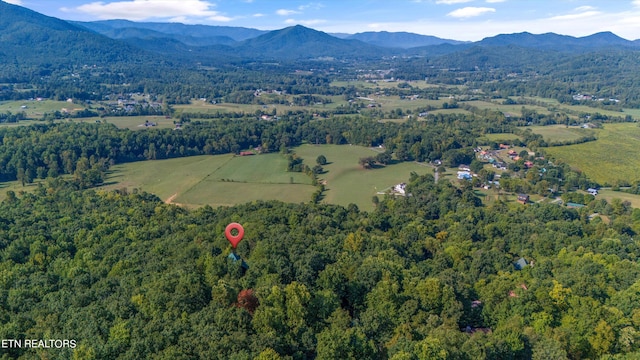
[6, 0, 640, 41]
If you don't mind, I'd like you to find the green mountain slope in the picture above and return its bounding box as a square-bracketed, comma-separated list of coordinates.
[0, 1, 146, 65]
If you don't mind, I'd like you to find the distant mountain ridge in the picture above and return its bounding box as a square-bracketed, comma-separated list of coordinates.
[347, 31, 466, 48]
[72, 18, 639, 57]
[477, 31, 637, 50]
[232, 25, 392, 59]
[73, 19, 267, 42]
[1, 0, 639, 65]
[0, 1, 148, 65]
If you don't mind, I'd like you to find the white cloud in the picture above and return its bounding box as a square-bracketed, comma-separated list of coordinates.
[284, 18, 326, 26]
[634, 0, 640, 7]
[298, 3, 324, 11]
[207, 14, 233, 22]
[485, 0, 505, 3]
[64, 0, 228, 22]
[548, 7, 602, 21]
[276, 9, 299, 16]
[4, 0, 23, 4]
[576, 6, 595, 11]
[436, 0, 473, 4]
[447, 7, 495, 18]
[253, 13, 265, 17]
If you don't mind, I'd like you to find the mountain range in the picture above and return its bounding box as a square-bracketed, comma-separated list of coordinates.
[1, 0, 639, 66]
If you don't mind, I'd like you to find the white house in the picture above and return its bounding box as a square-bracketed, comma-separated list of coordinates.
[393, 183, 407, 195]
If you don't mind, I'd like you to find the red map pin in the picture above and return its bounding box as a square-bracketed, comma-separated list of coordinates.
[225, 223, 245, 249]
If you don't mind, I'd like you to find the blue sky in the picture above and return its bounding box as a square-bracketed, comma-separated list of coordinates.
[6, 0, 640, 41]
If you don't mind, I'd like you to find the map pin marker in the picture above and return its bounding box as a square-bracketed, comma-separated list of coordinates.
[225, 223, 245, 249]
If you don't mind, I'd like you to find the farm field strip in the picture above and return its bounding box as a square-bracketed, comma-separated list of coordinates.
[530, 125, 594, 143]
[98, 144, 433, 210]
[542, 123, 640, 185]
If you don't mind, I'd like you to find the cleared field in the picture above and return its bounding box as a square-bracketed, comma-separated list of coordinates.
[0, 100, 86, 119]
[596, 189, 640, 209]
[480, 133, 521, 142]
[294, 144, 432, 210]
[102, 155, 236, 201]
[530, 125, 595, 143]
[524, 96, 635, 119]
[428, 108, 473, 116]
[330, 80, 465, 91]
[174, 97, 349, 115]
[465, 100, 550, 116]
[543, 123, 640, 185]
[75, 115, 177, 130]
[102, 145, 435, 210]
[0, 179, 47, 201]
[102, 153, 314, 207]
[372, 96, 446, 110]
[178, 182, 313, 207]
[207, 153, 312, 184]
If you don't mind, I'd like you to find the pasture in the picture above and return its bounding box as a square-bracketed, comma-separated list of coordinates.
[480, 133, 521, 142]
[102, 153, 314, 207]
[99, 144, 433, 210]
[465, 100, 550, 116]
[542, 123, 640, 185]
[596, 189, 640, 209]
[0, 100, 86, 119]
[294, 144, 432, 210]
[530, 125, 595, 143]
[77, 116, 176, 130]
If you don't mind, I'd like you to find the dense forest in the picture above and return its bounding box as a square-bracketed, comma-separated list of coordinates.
[1, 175, 640, 359]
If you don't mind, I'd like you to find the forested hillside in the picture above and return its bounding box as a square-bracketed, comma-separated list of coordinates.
[1, 175, 639, 359]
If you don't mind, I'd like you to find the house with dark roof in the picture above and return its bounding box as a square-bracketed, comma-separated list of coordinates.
[517, 194, 529, 204]
[514, 257, 528, 270]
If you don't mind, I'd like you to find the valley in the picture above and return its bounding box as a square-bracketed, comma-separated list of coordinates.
[2, 1, 640, 359]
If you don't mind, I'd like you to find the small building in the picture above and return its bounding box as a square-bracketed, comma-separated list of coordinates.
[517, 194, 529, 204]
[514, 257, 528, 270]
[567, 202, 586, 209]
[587, 188, 598, 196]
[228, 253, 249, 269]
[457, 171, 472, 180]
[393, 183, 407, 195]
[239, 151, 254, 156]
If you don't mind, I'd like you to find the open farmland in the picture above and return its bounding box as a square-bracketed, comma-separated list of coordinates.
[99, 144, 432, 210]
[465, 100, 550, 116]
[102, 153, 314, 207]
[294, 144, 432, 211]
[0, 99, 86, 119]
[596, 189, 640, 209]
[542, 123, 640, 185]
[530, 124, 595, 143]
[76, 115, 177, 130]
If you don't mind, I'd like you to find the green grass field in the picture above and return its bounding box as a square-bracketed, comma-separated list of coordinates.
[480, 133, 521, 142]
[102, 153, 314, 207]
[0, 178, 48, 201]
[98, 144, 433, 210]
[543, 123, 640, 185]
[294, 144, 432, 210]
[0, 100, 85, 119]
[77, 116, 177, 130]
[330, 80, 465, 91]
[530, 125, 595, 143]
[465, 100, 550, 116]
[596, 189, 640, 209]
